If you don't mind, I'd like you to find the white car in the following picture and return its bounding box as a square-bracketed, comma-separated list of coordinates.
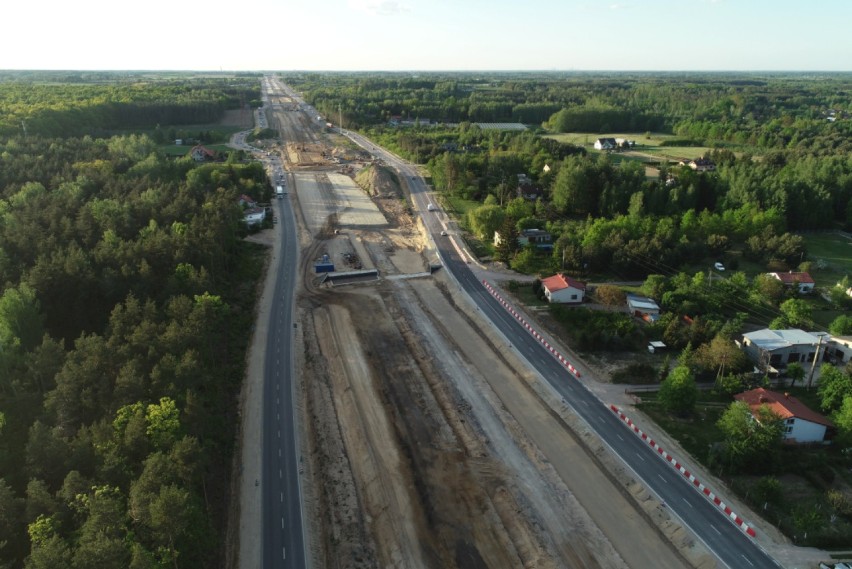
[714, 262, 725, 271]
[440, 230, 447, 236]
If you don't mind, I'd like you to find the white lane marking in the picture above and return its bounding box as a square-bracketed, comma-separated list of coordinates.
[283, 548, 286, 560]
[597, 415, 606, 423]
[278, 449, 281, 457]
[635, 453, 646, 462]
[279, 469, 282, 479]
[657, 474, 667, 483]
[616, 434, 624, 441]
[277, 430, 280, 439]
[280, 492, 283, 502]
[740, 554, 754, 566]
[281, 518, 284, 529]
[580, 400, 589, 406]
[682, 497, 693, 508]
[711, 524, 721, 535]
[276, 397, 279, 405]
[277, 413, 280, 421]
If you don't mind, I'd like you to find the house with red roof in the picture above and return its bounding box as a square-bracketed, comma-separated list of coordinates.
[190, 144, 217, 162]
[768, 271, 815, 294]
[541, 273, 586, 304]
[734, 387, 834, 443]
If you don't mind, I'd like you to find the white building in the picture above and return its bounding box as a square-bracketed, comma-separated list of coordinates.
[243, 206, 266, 226]
[741, 328, 825, 370]
[541, 273, 586, 304]
[734, 388, 834, 443]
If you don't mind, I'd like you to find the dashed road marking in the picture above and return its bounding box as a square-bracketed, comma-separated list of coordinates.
[635, 453, 646, 462]
[682, 497, 693, 508]
[657, 474, 667, 483]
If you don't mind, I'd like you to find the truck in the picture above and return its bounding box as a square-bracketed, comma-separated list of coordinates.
[276, 185, 285, 199]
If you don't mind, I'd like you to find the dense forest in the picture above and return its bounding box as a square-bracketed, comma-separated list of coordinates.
[286, 71, 852, 153]
[0, 73, 267, 568]
[0, 73, 261, 138]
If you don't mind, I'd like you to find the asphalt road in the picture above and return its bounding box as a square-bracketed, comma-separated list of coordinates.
[261, 79, 307, 568]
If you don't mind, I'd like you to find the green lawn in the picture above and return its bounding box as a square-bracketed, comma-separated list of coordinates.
[544, 132, 743, 166]
[804, 232, 852, 284]
[545, 132, 679, 147]
[160, 143, 235, 156]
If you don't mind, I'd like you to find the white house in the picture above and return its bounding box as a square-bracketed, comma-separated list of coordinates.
[734, 388, 834, 443]
[541, 273, 586, 304]
[243, 206, 266, 226]
[594, 138, 616, 151]
[768, 271, 815, 294]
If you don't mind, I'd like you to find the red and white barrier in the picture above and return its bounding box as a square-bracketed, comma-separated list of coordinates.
[609, 405, 757, 538]
[481, 280, 580, 378]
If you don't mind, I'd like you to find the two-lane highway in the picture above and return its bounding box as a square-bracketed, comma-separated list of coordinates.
[260, 77, 307, 569]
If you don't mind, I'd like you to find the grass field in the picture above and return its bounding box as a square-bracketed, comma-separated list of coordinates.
[804, 232, 852, 282]
[545, 132, 725, 165]
[160, 143, 235, 156]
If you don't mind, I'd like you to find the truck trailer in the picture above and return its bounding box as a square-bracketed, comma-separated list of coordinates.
[276, 185, 284, 199]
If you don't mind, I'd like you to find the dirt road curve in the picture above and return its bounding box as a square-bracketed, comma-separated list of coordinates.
[247, 80, 704, 569]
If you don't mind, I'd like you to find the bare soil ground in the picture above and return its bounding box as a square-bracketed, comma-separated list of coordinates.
[292, 163, 696, 568]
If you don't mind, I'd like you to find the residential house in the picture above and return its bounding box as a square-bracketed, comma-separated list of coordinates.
[190, 145, 217, 162]
[517, 179, 544, 201]
[740, 328, 826, 371]
[626, 294, 660, 321]
[827, 336, 852, 365]
[493, 228, 553, 250]
[594, 138, 617, 151]
[520, 229, 552, 250]
[768, 271, 815, 294]
[686, 157, 716, 172]
[243, 206, 266, 226]
[734, 387, 834, 443]
[238, 194, 256, 208]
[541, 273, 586, 304]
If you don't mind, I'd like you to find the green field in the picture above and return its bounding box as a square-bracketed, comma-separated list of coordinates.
[545, 132, 723, 164]
[160, 143, 235, 156]
[804, 232, 852, 282]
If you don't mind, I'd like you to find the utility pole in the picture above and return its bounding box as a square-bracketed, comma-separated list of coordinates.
[806, 335, 824, 390]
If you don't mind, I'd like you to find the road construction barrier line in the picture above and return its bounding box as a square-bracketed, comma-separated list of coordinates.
[481, 280, 581, 378]
[609, 404, 756, 538]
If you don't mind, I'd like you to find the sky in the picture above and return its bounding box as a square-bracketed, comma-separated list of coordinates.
[1, 0, 850, 71]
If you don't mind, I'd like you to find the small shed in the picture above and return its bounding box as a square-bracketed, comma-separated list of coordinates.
[626, 294, 660, 320]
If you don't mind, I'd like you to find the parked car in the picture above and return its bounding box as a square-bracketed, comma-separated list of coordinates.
[714, 262, 725, 271]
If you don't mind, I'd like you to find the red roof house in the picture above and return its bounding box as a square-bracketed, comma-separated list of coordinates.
[768, 272, 815, 294]
[734, 387, 833, 443]
[541, 273, 586, 304]
[190, 144, 217, 162]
